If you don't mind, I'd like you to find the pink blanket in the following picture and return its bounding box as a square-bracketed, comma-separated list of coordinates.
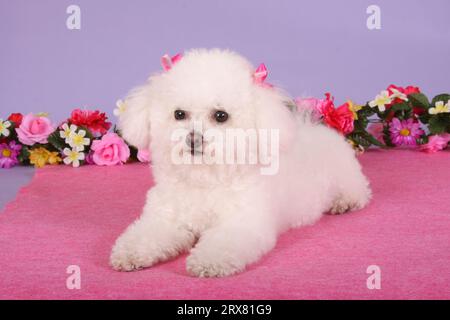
[0, 149, 449, 299]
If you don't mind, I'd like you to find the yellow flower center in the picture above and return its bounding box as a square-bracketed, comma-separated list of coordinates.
[400, 128, 410, 136]
[69, 151, 79, 161]
[0, 124, 3, 131]
[2, 149, 11, 157]
[72, 135, 84, 145]
[436, 105, 449, 113]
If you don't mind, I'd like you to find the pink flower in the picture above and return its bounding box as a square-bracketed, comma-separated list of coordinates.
[15, 113, 55, 145]
[367, 123, 385, 144]
[420, 134, 450, 153]
[137, 149, 151, 163]
[91, 133, 130, 166]
[389, 118, 424, 146]
[295, 97, 323, 122]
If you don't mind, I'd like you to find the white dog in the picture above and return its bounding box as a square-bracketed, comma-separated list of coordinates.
[110, 49, 371, 277]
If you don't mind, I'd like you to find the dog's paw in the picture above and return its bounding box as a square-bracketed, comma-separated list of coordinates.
[329, 196, 365, 215]
[109, 243, 156, 272]
[186, 252, 243, 278]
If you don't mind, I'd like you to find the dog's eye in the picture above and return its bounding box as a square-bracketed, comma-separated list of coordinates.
[174, 109, 186, 120]
[214, 110, 229, 123]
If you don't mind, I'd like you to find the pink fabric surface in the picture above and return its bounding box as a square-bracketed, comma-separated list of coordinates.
[0, 149, 449, 300]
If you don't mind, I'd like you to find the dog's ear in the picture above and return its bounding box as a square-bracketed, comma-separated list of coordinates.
[118, 84, 152, 150]
[254, 87, 296, 152]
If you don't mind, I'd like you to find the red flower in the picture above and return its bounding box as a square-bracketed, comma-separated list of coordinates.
[7, 113, 23, 126]
[385, 84, 424, 119]
[318, 94, 354, 135]
[69, 109, 112, 136]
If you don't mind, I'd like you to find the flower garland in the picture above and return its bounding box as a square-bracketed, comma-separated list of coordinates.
[295, 84, 450, 153]
[0, 104, 150, 169]
[0, 85, 449, 169]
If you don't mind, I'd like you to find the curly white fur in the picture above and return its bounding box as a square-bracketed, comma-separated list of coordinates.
[110, 49, 371, 277]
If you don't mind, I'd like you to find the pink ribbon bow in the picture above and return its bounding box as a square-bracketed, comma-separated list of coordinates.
[161, 53, 183, 71]
[253, 63, 273, 88]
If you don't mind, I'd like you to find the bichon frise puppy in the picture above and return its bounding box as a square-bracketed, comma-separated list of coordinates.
[110, 48, 371, 277]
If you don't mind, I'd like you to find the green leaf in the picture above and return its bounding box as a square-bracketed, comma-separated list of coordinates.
[408, 93, 430, 109]
[390, 102, 410, 113]
[428, 116, 447, 134]
[360, 130, 385, 147]
[431, 94, 450, 107]
[47, 131, 67, 151]
[383, 125, 395, 147]
[347, 133, 371, 149]
[418, 112, 431, 124]
[17, 145, 30, 165]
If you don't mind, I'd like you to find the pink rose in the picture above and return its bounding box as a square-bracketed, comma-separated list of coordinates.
[91, 133, 130, 166]
[295, 97, 324, 122]
[420, 134, 450, 153]
[137, 149, 151, 163]
[15, 113, 55, 145]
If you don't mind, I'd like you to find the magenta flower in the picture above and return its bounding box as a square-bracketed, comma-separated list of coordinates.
[0, 141, 22, 169]
[389, 118, 424, 146]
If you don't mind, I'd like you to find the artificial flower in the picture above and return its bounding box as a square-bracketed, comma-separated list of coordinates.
[387, 85, 408, 102]
[428, 100, 450, 115]
[7, 113, 23, 126]
[369, 90, 392, 112]
[84, 151, 95, 165]
[137, 149, 150, 163]
[59, 123, 78, 140]
[347, 100, 362, 120]
[0, 141, 21, 169]
[29, 147, 50, 168]
[47, 150, 62, 165]
[69, 109, 112, 136]
[0, 119, 11, 137]
[367, 123, 385, 144]
[295, 97, 323, 122]
[318, 95, 354, 135]
[63, 148, 85, 168]
[91, 132, 130, 166]
[113, 100, 127, 117]
[67, 129, 90, 151]
[15, 113, 55, 145]
[420, 134, 450, 153]
[389, 118, 424, 146]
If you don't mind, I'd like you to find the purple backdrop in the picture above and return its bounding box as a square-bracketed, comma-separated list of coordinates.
[1, 0, 449, 122]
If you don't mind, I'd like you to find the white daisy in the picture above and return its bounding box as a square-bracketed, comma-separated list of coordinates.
[63, 148, 85, 167]
[368, 90, 393, 112]
[68, 130, 90, 151]
[59, 123, 78, 140]
[113, 99, 127, 117]
[428, 100, 450, 115]
[0, 119, 11, 137]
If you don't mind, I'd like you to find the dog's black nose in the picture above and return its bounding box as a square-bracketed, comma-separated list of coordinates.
[185, 131, 203, 149]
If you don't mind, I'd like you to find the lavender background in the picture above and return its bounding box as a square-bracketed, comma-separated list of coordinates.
[1, 0, 450, 123]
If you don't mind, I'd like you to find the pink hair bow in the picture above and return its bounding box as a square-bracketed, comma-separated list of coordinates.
[253, 63, 273, 88]
[161, 53, 183, 71]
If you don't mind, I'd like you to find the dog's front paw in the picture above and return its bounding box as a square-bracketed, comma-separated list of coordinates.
[186, 251, 243, 278]
[109, 241, 157, 272]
